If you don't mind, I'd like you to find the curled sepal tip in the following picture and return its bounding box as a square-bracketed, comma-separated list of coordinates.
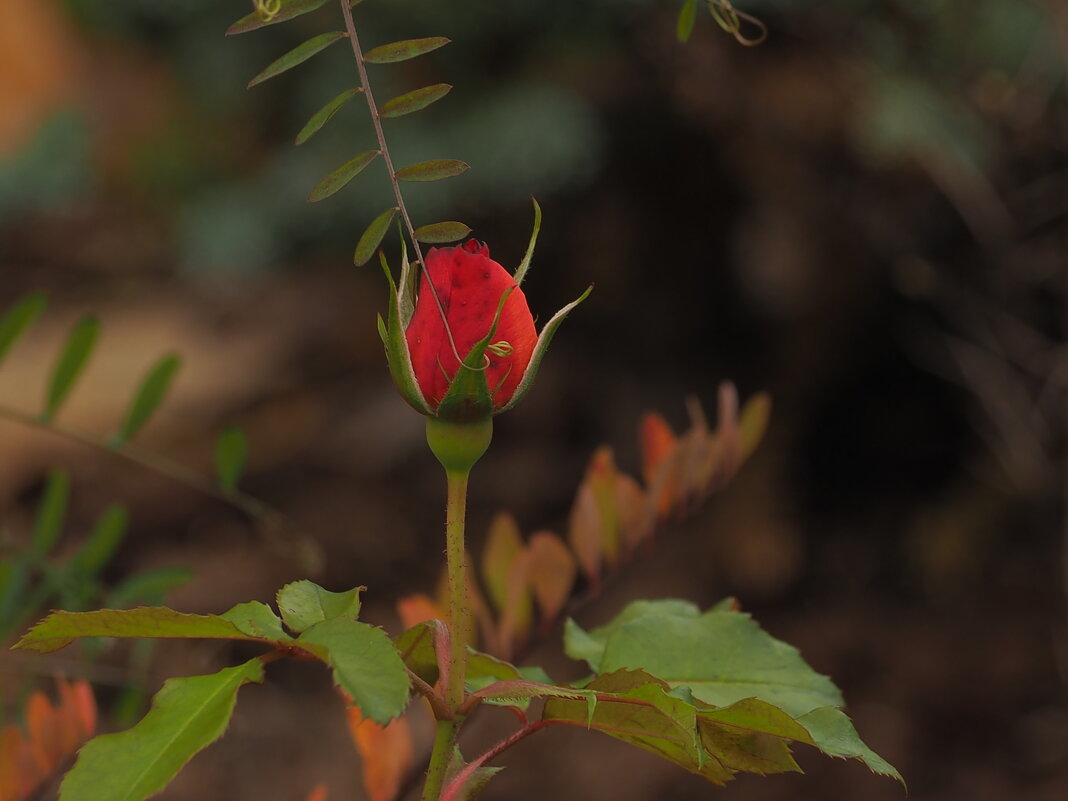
[496, 284, 592, 414]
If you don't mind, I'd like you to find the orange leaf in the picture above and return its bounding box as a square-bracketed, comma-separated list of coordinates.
[587, 447, 622, 568]
[347, 707, 414, 801]
[640, 412, 681, 519]
[527, 531, 576, 627]
[614, 473, 648, 555]
[396, 594, 444, 630]
[496, 549, 533, 660]
[302, 783, 328, 801]
[0, 724, 34, 801]
[567, 480, 602, 590]
[25, 692, 58, 775]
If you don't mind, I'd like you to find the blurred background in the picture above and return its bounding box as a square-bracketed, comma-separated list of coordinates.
[1, 0, 1066, 799]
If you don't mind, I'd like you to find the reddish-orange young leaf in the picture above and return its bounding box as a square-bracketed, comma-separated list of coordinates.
[62, 678, 96, 740]
[615, 473, 648, 555]
[396, 594, 443, 630]
[25, 692, 57, 774]
[568, 481, 602, 590]
[347, 707, 413, 801]
[302, 783, 328, 801]
[640, 412, 681, 519]
[527, 531, 576, 627]
[0, 724, 32, 801]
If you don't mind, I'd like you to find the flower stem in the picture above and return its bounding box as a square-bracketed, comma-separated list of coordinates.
[444, 468, 470, 711]
[421, 719, 459, 801]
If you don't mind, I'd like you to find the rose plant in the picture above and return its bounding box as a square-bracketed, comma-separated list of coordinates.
[6, 2, 903, 800]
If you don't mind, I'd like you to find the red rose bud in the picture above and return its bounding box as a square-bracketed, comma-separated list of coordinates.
[405, 240, 537, 413]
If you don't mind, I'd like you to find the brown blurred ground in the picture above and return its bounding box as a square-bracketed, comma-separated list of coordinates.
[1, 1, 1066, 800]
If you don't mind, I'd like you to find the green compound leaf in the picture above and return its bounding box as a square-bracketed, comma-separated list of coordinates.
[677, 0, 698, 42]
[112, 353, 181, 447]
[0, 291, 46, 367]
[41, 314, 99, 422]
[308, 150, 380, 202]
[59, 658, 265, 801]
[227, 0, 329, 35]
[414, 221, 471, 244]
[564, 599, 902, 782]
[68, 504, 128, 577]
[296, 87, 362, 145]
[31, 469, 69, 559]
[13, 604, 295, 653]
[380, 83, 452, 119]
[214, 426, 247, 493]
[363, 36, 450, 64]
[276, 580, 362, 634]
[248, 31, 346, 88]
[395, 159, 469, 182]
[297, 617, 409, 724]
[354, 207, 398, 266]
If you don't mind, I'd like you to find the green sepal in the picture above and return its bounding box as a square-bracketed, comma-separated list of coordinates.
[512, 197, 541, 286]
[379, 252, 434, 415]
[434, 285, 514, 423]
[495, 285, 592, 413]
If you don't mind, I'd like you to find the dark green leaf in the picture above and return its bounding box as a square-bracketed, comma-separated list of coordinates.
[112, 353, 181, 446]
[59, 659, 265, 801]
[363, 36, 450, 64]
[276, 580, 362, 633]
[414, 221, 471, 244]
[0, 291, 46, 367]
[105, 567, 193, 608]
[677, 0, 698, 42]
[298, 618, 410, 723]
[68, 505, 128, 576]
[308, 150, 380, 202]
[296, 87, 362, 145]
[41, 315, 99, 422]
[380, 83, 452, 118]
[15, 602, 296, 653]
[227, 0, 329, 35]
[248, 32, 346, 88]
[31, 469, 69, 559]
[394, 159, 469, 182]
[353, 207, 398, 266]
[215, 426, 247, 493]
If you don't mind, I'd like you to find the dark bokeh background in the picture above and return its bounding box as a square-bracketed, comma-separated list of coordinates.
[1, 0, 1066, 799]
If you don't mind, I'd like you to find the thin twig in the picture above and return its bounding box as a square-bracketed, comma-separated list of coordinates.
[338, 0, 464, 367]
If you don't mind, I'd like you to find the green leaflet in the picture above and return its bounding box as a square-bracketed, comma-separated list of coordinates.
[59, 659, 265, 801]
[13, 604, 294, 653]
[296, 87, 362, 145]
[0, 291, 46, 366]
[355, 207, 398, 267]
[380, 83, 452, 118]
[276, 580, 362, 633]
[112, 353, 181, 446]
[41, 314, 99, 422]
[227, 0, 329, 35]
[297, 617, 409, 724]
[248, 31, 346, 88]
[308, 150, 380, 202]
[414, 221, 472, 244]
[30, 469, 69, 559]
[363, 36, 450, 64]
[214, 426, 247, 492]
[394, 159, 469, 182]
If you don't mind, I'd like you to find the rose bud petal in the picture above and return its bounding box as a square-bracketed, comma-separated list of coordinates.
[405, 240, 537, 412]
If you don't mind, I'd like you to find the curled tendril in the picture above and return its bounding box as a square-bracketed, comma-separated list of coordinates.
[487, 341, 514, 358]
[708, 0, 767, 46]
[253, 0, 281, 22]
